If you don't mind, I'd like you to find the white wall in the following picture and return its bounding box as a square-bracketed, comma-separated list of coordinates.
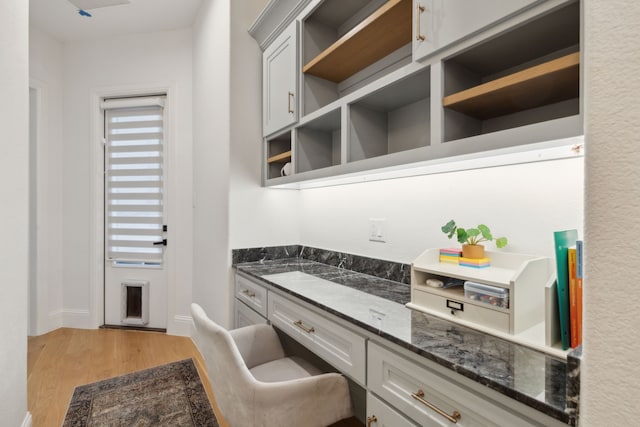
[62, 29, 194, 331]
[299, 157, 584, 263]
[229, 0, 300, 251]
[0, 0, 29, 424]
[582, 0, 640, 424]
[29, 27, 65, 335]
[192, 0, 231, 325]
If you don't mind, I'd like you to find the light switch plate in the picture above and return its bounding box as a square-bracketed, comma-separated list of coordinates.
[369, 218, 386, 243]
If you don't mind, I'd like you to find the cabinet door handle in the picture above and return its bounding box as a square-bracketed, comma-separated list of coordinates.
[411, 389, 461, 424]
[416, 3, 426, 41]
[366, 415, 377, 427]
[241, 289, 256, 298]
[293, 319, 315, 334]
[288, 91, 295, 114]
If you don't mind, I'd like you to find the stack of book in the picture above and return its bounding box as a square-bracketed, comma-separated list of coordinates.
[459, 257, 491, 269]
[439, 248, 462, 264]
[553, 229, 583, 350]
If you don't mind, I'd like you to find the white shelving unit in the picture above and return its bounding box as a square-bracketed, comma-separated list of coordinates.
[407, 248, 566, 357]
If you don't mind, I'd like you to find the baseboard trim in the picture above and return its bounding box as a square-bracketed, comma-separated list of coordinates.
[21, 412, 32, 427]
[167, 315, 192, 337]
[62, 309, 91, 329]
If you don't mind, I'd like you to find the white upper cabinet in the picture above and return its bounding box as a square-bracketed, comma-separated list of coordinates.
[263, 21, 298, 137]
[413, 0, 539, 61]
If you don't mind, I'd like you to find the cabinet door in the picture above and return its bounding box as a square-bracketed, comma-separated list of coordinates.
[263, 21, 298, 137]
[234, 299, 267, 329]
[413, 0, 539, 61]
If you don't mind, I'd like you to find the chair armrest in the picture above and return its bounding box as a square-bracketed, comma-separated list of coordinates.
[230, 324, 286, 369]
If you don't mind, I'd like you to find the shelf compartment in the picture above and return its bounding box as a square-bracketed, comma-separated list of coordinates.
[266, 131, 293, 179]
[442, 1, 581, 143]
[443, 52, 579, 120]
[296, 109, 342, 173]
[349, 67, 430, 162]
[267, 150, 292, 164]
[302, 0, 412, 83]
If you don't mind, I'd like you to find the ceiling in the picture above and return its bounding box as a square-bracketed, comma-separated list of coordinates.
[30, 0, 204, 42]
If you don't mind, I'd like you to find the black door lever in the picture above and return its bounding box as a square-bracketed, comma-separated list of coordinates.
[153, 239, 167, 246]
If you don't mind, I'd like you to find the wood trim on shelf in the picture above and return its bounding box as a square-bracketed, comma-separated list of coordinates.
[302, 0, 412, 83]
[442, 52, 580, 120]
[267, 150, 292, 163]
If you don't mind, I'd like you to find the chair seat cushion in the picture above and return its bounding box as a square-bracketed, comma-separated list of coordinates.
[250, 355, 324, 382]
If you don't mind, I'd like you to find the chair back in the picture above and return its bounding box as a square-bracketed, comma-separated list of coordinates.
[191, 303, 256, 426]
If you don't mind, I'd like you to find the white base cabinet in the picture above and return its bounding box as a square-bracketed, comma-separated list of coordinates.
[234, 299, 267, 328]
[367, 392, 418, 427]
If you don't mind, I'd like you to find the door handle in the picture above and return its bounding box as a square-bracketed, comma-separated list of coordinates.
[153, 239, 167, 246]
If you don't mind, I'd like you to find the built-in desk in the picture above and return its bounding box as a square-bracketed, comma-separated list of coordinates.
[234, 257, 579, 426]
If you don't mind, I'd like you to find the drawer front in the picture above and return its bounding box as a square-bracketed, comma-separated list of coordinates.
[368, 342, 534, 427]
[235, 274, 268, 317]
[268, 292, 366, 385]
[234, 299, 267, 329]
[367, 392, 418, 427]
[413, 289, 510, 333]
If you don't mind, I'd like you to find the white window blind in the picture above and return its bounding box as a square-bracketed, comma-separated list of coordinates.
[104, 99, 165, 264]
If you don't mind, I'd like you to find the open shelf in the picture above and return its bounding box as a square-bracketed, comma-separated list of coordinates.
[443, 52, 579, 120]
[442, 1, 581, 143]
[266, 131, 293, 179]
[349, 67, 430, 162]
[267, 151, 292, 164]
[296, 108, 342, 173]
[302, 0, 412, 83]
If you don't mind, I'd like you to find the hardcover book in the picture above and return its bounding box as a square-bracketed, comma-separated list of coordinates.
[554, 229, 578, 350]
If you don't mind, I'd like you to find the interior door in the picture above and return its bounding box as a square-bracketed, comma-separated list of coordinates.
[102, 97, 168, 329]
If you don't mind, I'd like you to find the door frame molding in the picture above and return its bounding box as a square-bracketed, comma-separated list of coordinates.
[89, 83, 177, 330]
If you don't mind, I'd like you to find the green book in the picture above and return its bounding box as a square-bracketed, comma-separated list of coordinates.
[554, 229, 578, 350]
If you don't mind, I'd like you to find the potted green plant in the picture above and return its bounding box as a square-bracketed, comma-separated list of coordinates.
[441, 220, 508, 259]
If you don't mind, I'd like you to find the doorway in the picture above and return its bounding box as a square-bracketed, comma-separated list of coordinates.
[102, 96, 168, 329]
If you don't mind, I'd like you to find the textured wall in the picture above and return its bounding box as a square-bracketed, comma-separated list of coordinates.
[582, 0, 640, 424]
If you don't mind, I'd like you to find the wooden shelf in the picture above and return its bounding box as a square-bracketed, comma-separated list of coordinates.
[267, 150, 292, 164]
[443, 52, 580, 120]
[302, 0, 412, 83]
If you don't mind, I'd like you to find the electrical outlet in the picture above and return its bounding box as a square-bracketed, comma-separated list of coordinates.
[369, 218, 386, 243]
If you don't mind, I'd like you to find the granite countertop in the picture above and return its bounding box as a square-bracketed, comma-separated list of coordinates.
[234, 257, 577, 425]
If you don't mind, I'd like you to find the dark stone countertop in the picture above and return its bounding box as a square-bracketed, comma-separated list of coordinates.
[234, 258, 576, 425]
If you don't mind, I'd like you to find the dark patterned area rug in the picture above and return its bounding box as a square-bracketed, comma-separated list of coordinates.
[63, 358, 218, 427]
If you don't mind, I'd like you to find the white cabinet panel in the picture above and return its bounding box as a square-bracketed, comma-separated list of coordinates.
[263, 21, 298, 136]
[368, 341, 539, 426]
[413, 0, 539, 62]
[268, 292, 366, 385]
[234, 299, 268, 329]
[235, 273, 268, 317]
[367, 392, 418, 427]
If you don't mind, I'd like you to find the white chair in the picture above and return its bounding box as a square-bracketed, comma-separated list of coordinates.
[191, 303, 353, 427]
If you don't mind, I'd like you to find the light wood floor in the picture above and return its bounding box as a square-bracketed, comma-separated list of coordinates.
[28, 328, 362, 427]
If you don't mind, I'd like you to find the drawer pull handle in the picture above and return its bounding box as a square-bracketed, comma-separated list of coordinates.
[411, 389, 461, 424]
[366, 415, 377, 427]
[241, 289, 256, 298]
[293, 320, 315, 334]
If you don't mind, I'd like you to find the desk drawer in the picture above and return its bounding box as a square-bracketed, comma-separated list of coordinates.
[368, 341, 533, 427]
[235, 274, 268, 317]
[413, 288, 510, 333]
[367, 392, 418, 427]
[268, 292, 366, 385]
[234, 298, 267, 328]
